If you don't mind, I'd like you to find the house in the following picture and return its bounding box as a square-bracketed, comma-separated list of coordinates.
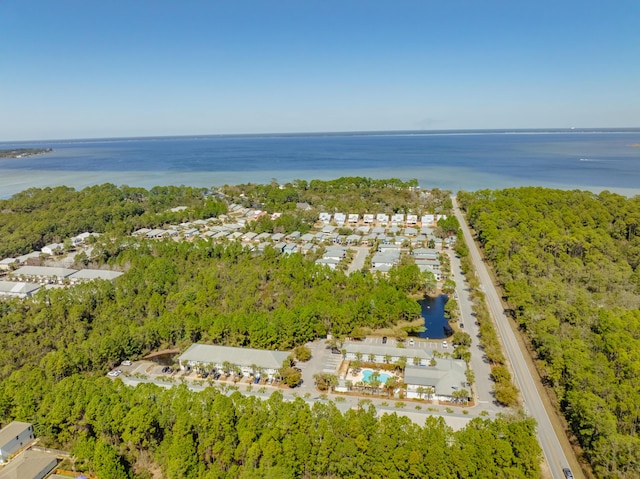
[315, 257, 340, 270]
[241, 232, 258, 242]
[285, 231, 300, 241]
[376, 213, 389, 225]
[271, 233, 285, 242]
[0, 450, 57, 479]
[346, 234, 361, 245]
[356, 225, 370, 234]
[391, 213, 405, 225]
[318, 212, 332, 224]
[0, 421, 34, 463]
[403, 361, 468, 401]
[404, 227, 418, 236]
[296, 202, 312, 211]
[323, 246, 346, 260]
[421, 214, 435, 225]
[332, 213, 345, 226]
[362, 214, 375, 225]
[348, 213, 359, 224]
[0, 258, 18, 271]
[177, 344, 290, 380]
[299, 233, 315, 243]
[70, 231, 95, 246]
[283, 244, 297, 255]
[406, 214, 418, 225]
[41, 243, 64, 256]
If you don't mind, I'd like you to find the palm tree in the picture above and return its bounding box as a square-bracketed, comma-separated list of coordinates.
[416, 386, 426, 399]
[384, 376, 399, 398]
[384, 354, 392, 364]
[413, 356, 421, 366]
[396, 356, 407, 372]
[425, 386, 435, 400]
[368, 353, 376, 363]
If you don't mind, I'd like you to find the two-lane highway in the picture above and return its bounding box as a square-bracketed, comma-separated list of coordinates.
[452, 197, 576, 479]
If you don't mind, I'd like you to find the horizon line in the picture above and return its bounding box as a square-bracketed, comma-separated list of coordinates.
[2, 126, 640, 144]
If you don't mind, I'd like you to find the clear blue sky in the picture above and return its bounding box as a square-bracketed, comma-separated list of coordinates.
[1, 0, 638, 140]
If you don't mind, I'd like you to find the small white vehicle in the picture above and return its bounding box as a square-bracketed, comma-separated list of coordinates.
[107, 369, 122, 377]
[442, 340, 448, 349]
[409, 338, 415, 346]
[121, 360, 132, 366]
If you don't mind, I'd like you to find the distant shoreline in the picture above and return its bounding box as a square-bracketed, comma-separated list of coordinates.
[0, 147, 53, 159]
[2, 127, 640, 145]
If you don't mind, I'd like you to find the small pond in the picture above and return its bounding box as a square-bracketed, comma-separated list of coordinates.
[417, 294, 453, 340]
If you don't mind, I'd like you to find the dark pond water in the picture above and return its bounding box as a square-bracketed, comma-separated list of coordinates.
[417, 294, 453, 340]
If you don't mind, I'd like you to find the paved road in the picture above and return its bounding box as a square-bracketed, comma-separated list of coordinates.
[448, 250, 501, 412]
[346, 245, 369, 274]
[452, 197, 573, 479]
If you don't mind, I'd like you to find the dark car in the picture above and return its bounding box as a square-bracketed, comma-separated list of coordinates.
[382, 336, 388, 344]
[459, 323, 464, 328]
[562, 468, 574, 479]
[331, 347, 341, 354]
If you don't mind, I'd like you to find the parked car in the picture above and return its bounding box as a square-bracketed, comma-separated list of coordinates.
[161, 366, 173, 374]
[107, 369, 122, 377]
[121, 360, 132, 366]
[409, 338, 415, 346]
[459, 323, 464, 328]
[382, 336, 388, 344]
[562, 468, 574, 479]
[442, 340, 448, 349]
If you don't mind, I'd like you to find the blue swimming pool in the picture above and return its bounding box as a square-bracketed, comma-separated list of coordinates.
[362, 369, 391, 384]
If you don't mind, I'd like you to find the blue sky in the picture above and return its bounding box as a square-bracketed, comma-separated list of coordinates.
[1, 0, 638, 140]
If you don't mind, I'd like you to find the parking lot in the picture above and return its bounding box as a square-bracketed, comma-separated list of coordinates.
[361, 336, 450, 351]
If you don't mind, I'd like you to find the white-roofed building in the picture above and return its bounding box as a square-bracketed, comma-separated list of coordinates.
[406, 214, 418, 225]
[41, 243, 64, 255]
[68, 269, 124, 282]
[333, 213, 346, 225]
[391, 213, 405, 225]
[0, 281, 41, 298]
[421, 214, 435, 225]
[0, 258, 18, 271]
[177, 344, 290, 379]
[362, 214, 375, 224]
[10, 266, 77, 281]
[348, 213, 359, 224]
[376, 213, 389, 225]
[404, 361, 468, 401]
[318, 212, 332, 224]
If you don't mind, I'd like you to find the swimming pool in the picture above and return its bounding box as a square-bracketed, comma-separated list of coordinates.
[362, 369, 392, 384]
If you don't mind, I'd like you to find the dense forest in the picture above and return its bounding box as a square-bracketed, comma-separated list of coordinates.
[0, 180, 543, 478]
[458, 187, 640, 478]
[1, 376, 541, 479]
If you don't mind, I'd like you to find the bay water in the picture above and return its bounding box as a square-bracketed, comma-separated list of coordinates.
[1, 129, 639, 198]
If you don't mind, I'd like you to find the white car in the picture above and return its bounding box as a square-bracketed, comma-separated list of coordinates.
[107, 369, 122, 377]
[121, 360, 132, 366]
[409, 338, 415, 346]
[442, 341, 448, 349]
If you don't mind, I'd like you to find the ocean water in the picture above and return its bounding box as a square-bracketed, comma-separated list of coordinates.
[1, 130, 639, 198]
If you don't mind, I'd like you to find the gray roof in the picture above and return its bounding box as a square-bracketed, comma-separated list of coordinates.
[0, 421, 32, 447]
[344, 342, 431, 361]
[404, 362, 467, 396]
[0, 450, 56, 479]
[0, 281, 41, 297]
[12, 266, 77, 278]
[69, 269, 123, 281]
[178, 344, 289, 370]
[0, 258, 17, 265]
